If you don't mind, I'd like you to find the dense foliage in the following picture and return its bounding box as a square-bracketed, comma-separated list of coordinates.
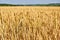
[0, 3, 60, 6]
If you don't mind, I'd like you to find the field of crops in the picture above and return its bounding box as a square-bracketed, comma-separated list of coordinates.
[0, 6, 60, 40]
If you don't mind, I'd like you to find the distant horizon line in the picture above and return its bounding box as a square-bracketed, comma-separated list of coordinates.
[0, 2, 60, 5]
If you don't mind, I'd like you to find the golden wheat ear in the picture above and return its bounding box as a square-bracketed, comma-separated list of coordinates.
[0, 6, 60, 40]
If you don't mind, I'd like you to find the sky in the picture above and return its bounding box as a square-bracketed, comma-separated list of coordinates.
[0, 0, 60, 4]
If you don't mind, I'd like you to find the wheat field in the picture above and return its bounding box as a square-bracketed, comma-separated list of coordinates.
[0, 6, 60, 40]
